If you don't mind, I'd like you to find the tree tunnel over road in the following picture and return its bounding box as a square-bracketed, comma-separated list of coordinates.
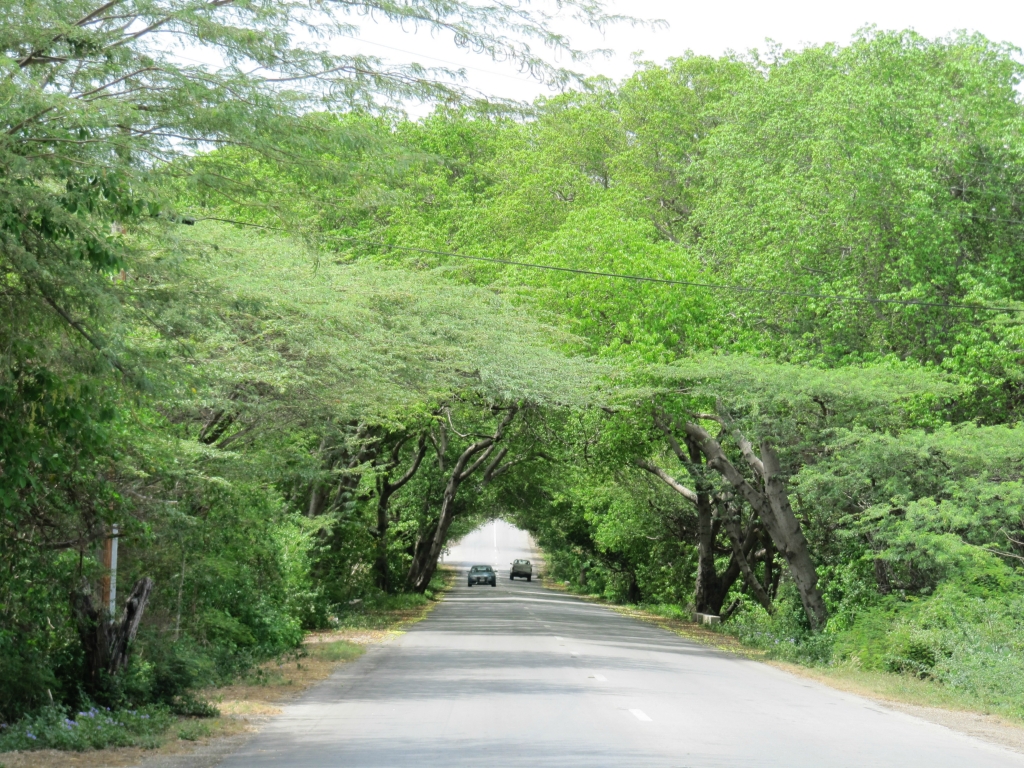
[218, 521, 1024, 767]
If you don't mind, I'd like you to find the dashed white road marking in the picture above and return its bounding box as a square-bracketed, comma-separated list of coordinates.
[589, 674, 607, 682]
[630, 709, 652, 722]
[443, 597, 605, 609]
[555, 636, 565, 641]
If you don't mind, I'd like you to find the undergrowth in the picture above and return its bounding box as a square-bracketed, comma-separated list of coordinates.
[0, 705, 173, 752]
[326, 570, 451, 631]
[718, 571, 1024, 720]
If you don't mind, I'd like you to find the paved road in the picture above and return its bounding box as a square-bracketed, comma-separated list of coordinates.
[218, 521, 1024, 767]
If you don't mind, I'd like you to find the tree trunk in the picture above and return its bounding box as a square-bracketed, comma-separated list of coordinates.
[693, 489, 725, 614]
[72, 577, 154, 690]
[407, 407, 518, 592]
[723, 513, 773, 611]
[637, 448, 730, 615]
[682, 421, 827, 631]
[374, 487, 395, 593]
[409, 519, 438, 582]
[625, 572, 640, 603]
[374, 435, 427, 593]
[760, 442, 827, 630]
[763, 529, 776, 599]
[408, 476, 464, 592]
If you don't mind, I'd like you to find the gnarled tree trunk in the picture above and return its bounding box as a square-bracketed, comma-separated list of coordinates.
[759, 442, 827, 628]
[407, 407, 518, 592]
[373, 434, 427, 593]
[682, 421, 827, 630]
[641, 416, 747, 616]
[637, 459, 753, 615]
[72, 577, 154, 690]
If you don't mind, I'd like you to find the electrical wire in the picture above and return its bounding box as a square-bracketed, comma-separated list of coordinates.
[322, 233, 1024, 314]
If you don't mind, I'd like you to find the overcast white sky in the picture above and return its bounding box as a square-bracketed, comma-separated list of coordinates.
[346, 0, 1023, 108]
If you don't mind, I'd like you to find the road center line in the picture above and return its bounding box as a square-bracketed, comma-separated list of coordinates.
[443, 597, 607, 609]
[630, 709, 652, 722]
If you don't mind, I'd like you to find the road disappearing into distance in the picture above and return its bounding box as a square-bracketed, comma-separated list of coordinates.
[219, 521, 1024, 767]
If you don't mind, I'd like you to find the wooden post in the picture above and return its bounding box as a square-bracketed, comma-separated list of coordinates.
[100, 524, 119, 616]
[100, 537, 112, 613]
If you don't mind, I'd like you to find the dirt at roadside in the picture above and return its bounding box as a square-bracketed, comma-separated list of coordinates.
[884, 702, 1024, 755]
[207, 628, 397, 719]
[771, 662, 1024, 757]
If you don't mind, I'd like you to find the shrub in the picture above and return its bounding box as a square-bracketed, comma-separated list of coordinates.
[724, 586, 835, 665]
[170, 693, 220, 718]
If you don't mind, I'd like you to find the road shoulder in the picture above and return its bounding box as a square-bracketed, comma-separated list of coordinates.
[546, 585, 1024, 758]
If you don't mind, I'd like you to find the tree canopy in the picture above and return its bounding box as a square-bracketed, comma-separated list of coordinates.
[5, 13, 1024, 736]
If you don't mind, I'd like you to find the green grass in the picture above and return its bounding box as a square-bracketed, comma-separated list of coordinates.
[177, 720, 213, 741]
[307, 640, 365, 663]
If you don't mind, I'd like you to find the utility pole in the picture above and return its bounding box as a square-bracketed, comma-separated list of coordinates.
[101, 524, 120, 616]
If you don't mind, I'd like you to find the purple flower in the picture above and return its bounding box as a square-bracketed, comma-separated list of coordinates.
[26, 732, 36, 740]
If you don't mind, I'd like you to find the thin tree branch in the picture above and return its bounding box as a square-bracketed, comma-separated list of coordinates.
[635, 459, 699, 505]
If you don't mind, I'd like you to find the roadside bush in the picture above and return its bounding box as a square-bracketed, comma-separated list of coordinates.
[327, 570, 448, 630]
[169, 693, 220, 719]
[724, 585, 835, 665]
[832, 574, 1024, 718]
[0, 705, 173, 752]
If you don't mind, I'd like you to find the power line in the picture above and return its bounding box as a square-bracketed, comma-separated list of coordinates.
[323, 233, 1024, 314]
[187, 216, 1024, 314]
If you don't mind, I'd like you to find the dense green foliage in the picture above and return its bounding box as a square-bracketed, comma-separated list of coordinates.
[4, 0, 1024, 743]
[0, 0, 615, 733]
[238, 28, 1024, 716]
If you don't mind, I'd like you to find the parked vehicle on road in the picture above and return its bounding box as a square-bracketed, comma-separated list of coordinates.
[468, 565, 496, 587]
[510, 559, 532, 581]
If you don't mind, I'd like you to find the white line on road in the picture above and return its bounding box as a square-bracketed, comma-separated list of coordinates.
[630, 709, 652, 722]
[590, 674, 607, 681]
[443, 597, 607, 609]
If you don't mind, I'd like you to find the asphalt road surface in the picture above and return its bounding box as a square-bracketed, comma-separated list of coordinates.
[218, 520, 1024, 767]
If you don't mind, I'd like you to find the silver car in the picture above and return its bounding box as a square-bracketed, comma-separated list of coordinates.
[468, 564, 496, 587]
